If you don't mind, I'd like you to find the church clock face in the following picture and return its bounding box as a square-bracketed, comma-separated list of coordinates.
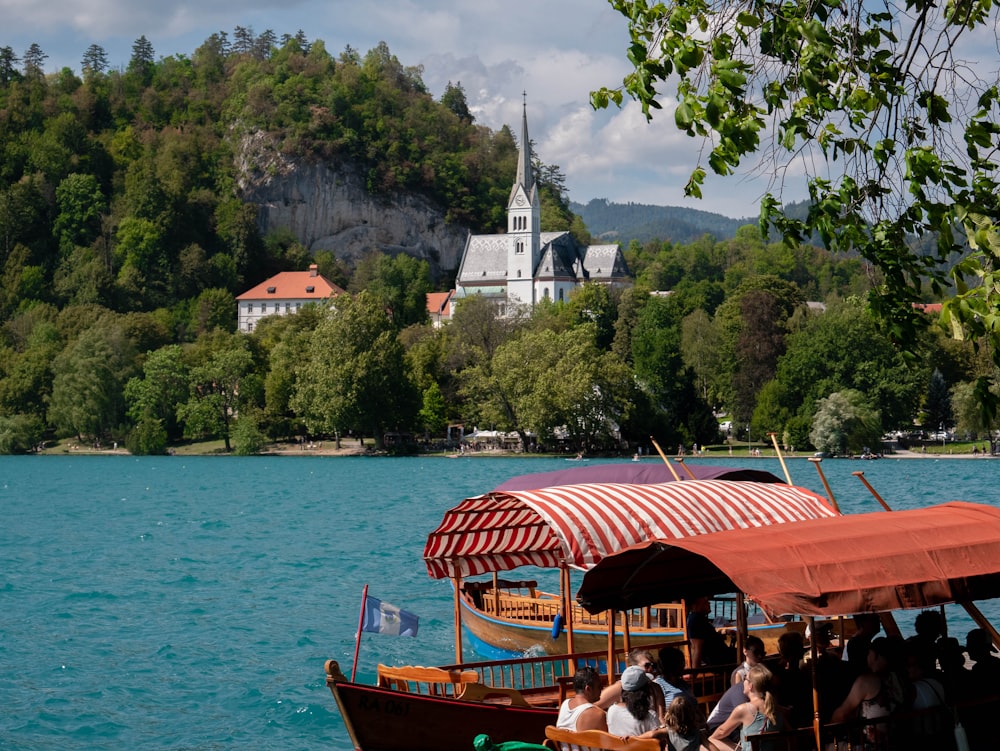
[515, 195, 526, 206]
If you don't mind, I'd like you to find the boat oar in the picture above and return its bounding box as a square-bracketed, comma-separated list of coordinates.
[650, 437, 682, 481]
[808, 457, 840, 513]
[768, 432, 793, 485]
[674, 457, 697, 479]
[851, 471, 892, 512]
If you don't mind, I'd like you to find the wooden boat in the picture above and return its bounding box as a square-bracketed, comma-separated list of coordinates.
[576, 500, 1000, 748]
[435, 465, 810, 660]
[325, 476, 839, 751]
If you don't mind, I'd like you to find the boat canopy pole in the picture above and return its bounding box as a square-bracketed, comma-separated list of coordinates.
[808, 457, 840, 512]
[607, 610, 617, 683]
[735, 592, 747, 661]
[806, 616, 822, 751]
[650, 437, 682, 481]
[768, 432, 793, 485]
[453, 573, 463, 664]
[492, 571, 500, 617]
[562, 565, 576, 671]
[851, 471, 893, 512]
[962, 600, 1000, 652]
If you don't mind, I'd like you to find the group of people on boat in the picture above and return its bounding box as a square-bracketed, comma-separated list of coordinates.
[556, 607, 1000, 750]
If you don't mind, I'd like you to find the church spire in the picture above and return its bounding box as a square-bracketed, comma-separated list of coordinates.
[515, 93, 534, 193]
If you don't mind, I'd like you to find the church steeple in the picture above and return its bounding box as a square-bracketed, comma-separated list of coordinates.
[515, 95, 534, 194]
[506, 94, 541, 306]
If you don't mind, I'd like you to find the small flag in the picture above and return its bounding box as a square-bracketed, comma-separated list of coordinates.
[362, 596, 419, 637]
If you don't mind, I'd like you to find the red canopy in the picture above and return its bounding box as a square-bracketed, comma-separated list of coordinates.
[423, 479, 838, 579]
[576, 501, 1000, 617]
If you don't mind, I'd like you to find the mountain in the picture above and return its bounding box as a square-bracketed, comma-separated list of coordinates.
[571, 198, 757, 244]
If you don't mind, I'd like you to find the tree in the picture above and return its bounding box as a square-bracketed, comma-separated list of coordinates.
[177, 335, 258, 452]
[81, 45, 109, 78]
[810, 390, 883, 456]
[48, 320, 137, 441]
[291, 291, 418, 448]
[128, 36, 155, 81]
[348, 251, 432, 329]
[54, 173, 106, 252]
[124, 344, 189, 442]
[923, 369, 953, 431]
[459, 324, 634, 450]
[594, 0, 1000, 409]
[441, 81, 473, 123]
[22, 43, 47, 76]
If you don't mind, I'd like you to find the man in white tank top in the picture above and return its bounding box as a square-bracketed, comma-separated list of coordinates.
[556, 666, 607, 732]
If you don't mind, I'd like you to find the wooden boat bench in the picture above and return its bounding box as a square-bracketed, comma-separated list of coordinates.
[457, 681, 531, 706]
[543, 726, 660, 751]
[376, 664, 480, 697]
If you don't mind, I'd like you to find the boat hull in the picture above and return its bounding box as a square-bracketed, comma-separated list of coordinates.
[328, 675, 555, 751]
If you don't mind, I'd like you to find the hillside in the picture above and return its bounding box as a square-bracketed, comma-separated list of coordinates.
[571, 198, 756, 244]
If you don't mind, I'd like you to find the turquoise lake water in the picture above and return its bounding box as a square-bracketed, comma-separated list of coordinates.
[3, 454, 1000, 750]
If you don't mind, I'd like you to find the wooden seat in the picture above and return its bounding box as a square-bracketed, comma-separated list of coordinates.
[457, 681, 531, 706]
[375, 664, 480, 697]
[543, 726, 661, 751]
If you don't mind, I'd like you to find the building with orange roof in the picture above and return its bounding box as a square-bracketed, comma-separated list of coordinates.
[236, 264, 344, 332]
[426, 290, 455, 327]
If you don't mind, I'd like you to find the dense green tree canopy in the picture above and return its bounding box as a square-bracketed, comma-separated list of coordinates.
[594, 0, 1000, 405]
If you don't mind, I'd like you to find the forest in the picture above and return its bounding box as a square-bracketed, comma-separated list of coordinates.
[0, 30, 989, 455]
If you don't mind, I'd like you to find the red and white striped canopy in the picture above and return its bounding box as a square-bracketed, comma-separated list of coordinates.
[423, 479, 838, 579]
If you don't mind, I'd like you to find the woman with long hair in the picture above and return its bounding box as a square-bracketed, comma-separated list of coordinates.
[708, 664, 786, 750]
[607, 666, 661, 736]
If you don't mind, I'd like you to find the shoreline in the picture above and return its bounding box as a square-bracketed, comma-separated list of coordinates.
[40, 444, 997, 459]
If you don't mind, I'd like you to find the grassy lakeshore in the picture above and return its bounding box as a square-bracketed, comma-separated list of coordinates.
[35, 435, 996, 459]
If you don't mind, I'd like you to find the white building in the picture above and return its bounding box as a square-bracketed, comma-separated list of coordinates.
[454, 103, 630, 308]
[235, 264, 344, 332]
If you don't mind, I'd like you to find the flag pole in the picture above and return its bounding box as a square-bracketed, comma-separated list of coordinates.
[351, 584, 369, 682]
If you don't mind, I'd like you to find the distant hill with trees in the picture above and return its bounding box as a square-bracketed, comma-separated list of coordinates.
[571, 198, 755, 244]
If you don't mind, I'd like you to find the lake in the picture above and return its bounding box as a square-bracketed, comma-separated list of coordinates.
[3, 454, 999, 750]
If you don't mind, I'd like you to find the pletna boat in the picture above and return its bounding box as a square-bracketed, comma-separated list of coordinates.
[326, 475, 838, 751]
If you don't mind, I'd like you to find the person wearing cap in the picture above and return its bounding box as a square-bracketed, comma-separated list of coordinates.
[607, 665, 661, 736]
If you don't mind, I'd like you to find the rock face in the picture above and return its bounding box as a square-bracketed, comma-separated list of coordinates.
[235, 132, 470, 281]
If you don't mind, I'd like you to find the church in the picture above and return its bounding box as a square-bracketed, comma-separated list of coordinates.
[454, 104, 630, 309]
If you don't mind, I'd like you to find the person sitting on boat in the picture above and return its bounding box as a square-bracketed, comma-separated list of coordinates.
[660, 695, 704, 751]
[705, 674, 750, 743]
[830, 636, 907, 749]
[707, 664, 788, 750]
[599, 648, 665, 718]
[687, 595, 737, 668]
[904, 638, 950, 746]
[966, 627, 1000, 690]
[771, 631, 812, 730]
[607, 666, 662, 737]
[556, 666, 607, 733]
[655, 646, 699, 712]
[730, 635, 765, 686]
[841, 613, 882, 678]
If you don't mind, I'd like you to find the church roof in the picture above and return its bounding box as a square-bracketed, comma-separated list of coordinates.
[456, 234, 509, 284]
[583, 244, 630, 281]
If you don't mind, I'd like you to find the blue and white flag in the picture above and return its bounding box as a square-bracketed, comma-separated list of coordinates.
[362, 596, 419, 637]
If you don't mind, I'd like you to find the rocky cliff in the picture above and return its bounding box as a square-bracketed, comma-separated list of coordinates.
[235, 132, 470, 281]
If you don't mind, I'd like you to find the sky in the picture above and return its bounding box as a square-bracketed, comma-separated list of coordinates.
[0, 0, 800, 219]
